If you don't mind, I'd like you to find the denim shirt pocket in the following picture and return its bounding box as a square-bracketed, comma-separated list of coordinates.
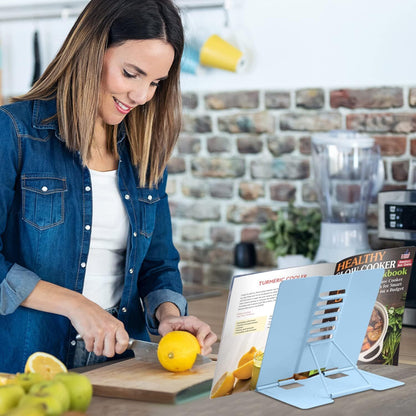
[136, 187, 160, 238]
[21, 176, 67, 230]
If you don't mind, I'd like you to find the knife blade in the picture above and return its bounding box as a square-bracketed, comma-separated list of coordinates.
[75, 335, 212, 365]
[129, 338, 212, 365]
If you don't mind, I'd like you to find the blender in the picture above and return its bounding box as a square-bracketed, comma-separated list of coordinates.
[312, 131, 383, 263]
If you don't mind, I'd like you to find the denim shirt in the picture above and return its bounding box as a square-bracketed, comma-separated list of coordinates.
[0, 98, 187, 373]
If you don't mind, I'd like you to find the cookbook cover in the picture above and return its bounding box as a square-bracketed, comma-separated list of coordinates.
[334, 246, 416, 365]
[210, 246, 415, 399]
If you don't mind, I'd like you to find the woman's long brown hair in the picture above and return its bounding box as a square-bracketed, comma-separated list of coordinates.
[14, 0, 184, 187]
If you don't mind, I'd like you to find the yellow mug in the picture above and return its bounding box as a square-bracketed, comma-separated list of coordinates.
[200, 34, 245, 72]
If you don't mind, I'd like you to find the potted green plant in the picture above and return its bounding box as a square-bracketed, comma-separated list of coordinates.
[260, 201, 321, 268]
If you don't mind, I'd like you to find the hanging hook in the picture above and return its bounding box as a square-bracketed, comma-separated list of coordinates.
[223, 0, 231, 27]
[181, 6, 191, 33]
[61, 7, 71, 21]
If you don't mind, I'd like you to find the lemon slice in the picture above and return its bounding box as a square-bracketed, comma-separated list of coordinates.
[24, 352, 67, 380]
[233, 359, 254, 380]
[0, 372, 16, 385]
[210, 371, 235, 398]
[237, 346, 257, 367]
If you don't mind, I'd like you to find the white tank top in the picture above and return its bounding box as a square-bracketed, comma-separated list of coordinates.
[82, 169, 129, 309]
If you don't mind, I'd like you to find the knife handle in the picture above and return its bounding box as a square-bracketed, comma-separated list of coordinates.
[76, 334, 135, 349]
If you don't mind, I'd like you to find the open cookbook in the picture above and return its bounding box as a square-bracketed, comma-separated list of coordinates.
[210, 246, 416, 400]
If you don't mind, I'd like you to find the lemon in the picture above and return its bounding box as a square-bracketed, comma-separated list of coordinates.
[14, 373, 45, 392]
[237, 346, 257, 367]
[157, 331, 201, 372]
[0, 373, 16, 386]
[210, 371, 235, 398]
[233, 359, 254, 380]
[24, 352, 67, 380]
[231, 346, 258, 380]
[54, 372, 93, 412]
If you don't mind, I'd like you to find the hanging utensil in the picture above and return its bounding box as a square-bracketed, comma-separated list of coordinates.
[31, 30, 41, 86]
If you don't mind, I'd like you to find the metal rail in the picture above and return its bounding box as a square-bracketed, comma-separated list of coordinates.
[0, 0, 227, 22]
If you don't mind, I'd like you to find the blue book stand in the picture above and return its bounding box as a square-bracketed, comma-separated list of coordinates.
[256, 269, 404, 409]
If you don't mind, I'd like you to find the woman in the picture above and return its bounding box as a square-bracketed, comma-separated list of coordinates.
[0, 0, 216, 373]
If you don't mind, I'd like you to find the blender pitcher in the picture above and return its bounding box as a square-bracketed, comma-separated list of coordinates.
[312, 131, 383, 263]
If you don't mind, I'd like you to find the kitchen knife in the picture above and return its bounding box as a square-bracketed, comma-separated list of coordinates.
[75, 335, 212, 365]
[129, 338, 212, 365]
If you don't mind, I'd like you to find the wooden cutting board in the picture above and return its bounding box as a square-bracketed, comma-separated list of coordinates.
[83, 358, 216, 404]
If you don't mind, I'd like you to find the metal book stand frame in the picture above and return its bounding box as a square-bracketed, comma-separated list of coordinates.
[256, 269, 404, 409]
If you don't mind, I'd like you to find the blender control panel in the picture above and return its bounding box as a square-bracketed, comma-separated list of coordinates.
[385, 204, 416, 230]
[378, 191, 416, 240]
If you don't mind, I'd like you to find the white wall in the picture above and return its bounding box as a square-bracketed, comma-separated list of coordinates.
[0, 18, 76, 96]
[1, 0, 416, 96]
[181, 0, 416, 91]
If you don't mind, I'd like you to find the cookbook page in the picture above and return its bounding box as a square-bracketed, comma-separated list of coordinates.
[334, 246, 416, 365]
[210, 262, 334, 398]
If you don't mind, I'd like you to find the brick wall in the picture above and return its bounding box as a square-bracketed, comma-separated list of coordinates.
[169, 87, 416, 287]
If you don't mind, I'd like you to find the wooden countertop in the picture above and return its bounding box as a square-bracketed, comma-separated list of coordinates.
[399, 326, 416, 365]
[85, 287, 416, 415]
[87, 364, 416, 415]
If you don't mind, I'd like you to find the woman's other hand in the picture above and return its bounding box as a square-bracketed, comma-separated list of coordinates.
[156, 302, 217, 355]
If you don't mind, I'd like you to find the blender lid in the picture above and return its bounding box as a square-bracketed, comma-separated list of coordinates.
[312, 130, 375, 148]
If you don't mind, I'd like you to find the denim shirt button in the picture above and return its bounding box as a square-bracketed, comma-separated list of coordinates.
[121, 307, 127, 313]
[147, 195, 153, 201]
[133, 232, 137, 237]
[85, 225, 91, 231]
[85, 186, 91, 192]
[124, 194, 130, 200]
[41, 186, 48, 192]
[80, 262, 86, 268]
[129, 268, 134, 274]
[70, 340, 76, 346]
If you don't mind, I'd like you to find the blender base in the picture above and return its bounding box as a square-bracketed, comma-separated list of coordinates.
[314, 222, 371, 263]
